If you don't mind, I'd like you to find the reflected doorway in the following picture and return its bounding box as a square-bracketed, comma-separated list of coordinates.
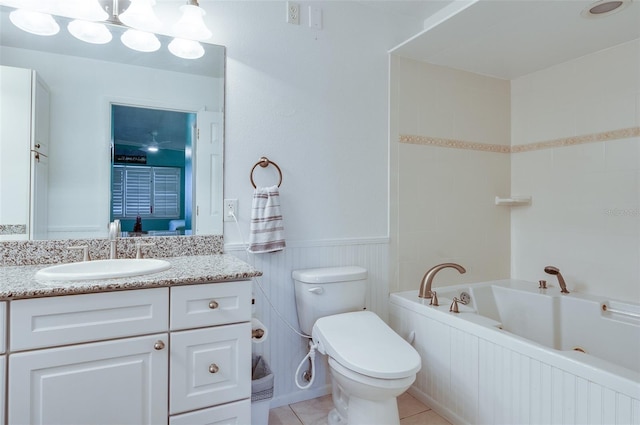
[110, 104, 196, 236]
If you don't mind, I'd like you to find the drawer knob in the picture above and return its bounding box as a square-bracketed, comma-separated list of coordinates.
[154, 340, 165, 350]
[208, 363, 220, 374]
[208, 300, 219, 309]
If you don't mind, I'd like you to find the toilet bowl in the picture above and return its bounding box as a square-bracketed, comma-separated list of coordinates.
[293, 267, 421, 425]
[312, 311, 421, 425]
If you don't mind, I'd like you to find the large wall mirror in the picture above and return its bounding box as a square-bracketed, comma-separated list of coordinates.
[0, 4, 224, 240]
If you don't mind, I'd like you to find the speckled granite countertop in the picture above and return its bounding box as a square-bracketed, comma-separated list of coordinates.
[0, 254, 262, 300]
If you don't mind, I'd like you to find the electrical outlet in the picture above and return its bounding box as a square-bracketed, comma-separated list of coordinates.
[287, 1, 300, 25]
[224, 198, 238, 222]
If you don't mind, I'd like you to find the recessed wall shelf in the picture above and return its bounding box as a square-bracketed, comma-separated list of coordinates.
[495, 196, 532, 206]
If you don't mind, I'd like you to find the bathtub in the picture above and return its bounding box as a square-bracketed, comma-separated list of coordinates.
[389, 279, 640, 425]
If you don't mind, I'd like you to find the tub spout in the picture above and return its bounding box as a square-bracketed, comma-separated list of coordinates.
[544, 265, 569, 294]
[418, 263, 466, 299]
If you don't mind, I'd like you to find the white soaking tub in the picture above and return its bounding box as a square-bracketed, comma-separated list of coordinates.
[389, 279, 640, 425]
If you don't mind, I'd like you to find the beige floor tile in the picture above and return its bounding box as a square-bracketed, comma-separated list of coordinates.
[398, 392, 429, 419]
[400, 409, 451, 425]
[289, 394, 334, 425]
[268, 406, 303, 425]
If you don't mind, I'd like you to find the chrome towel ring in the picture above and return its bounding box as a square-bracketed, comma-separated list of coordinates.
[250, 156, 282, 188]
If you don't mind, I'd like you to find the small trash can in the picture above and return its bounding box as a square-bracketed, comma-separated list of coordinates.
[251, 354, 274, 425]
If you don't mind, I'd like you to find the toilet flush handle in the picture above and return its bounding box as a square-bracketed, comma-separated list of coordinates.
[308, 287, 324, 295]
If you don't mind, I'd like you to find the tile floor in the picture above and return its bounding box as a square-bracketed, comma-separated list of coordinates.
[268, 392, 451, 425]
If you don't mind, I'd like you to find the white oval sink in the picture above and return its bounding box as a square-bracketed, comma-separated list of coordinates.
[35, 259, 172, 281]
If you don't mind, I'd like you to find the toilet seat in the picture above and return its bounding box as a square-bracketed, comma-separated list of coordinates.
[312, 311, 421, 379]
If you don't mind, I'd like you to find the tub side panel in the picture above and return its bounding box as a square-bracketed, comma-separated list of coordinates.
[450, 328, 478, 423]
[391, 291, 640, 425]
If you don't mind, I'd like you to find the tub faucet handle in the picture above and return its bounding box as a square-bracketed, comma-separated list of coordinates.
[430, 291, 439, 307]
[449, 297, 460, 313]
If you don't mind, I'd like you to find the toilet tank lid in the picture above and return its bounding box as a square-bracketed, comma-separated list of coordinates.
[292, 266, 367, 283]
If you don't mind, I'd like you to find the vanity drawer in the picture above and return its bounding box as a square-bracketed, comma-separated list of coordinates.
[10, 288, 168, 351]
[169, 323, 251, 414]
[169, 281, 251, 330]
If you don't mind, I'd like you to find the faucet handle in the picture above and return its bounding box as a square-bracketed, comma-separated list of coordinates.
[135, 242, 155, 259]
[429, 291, 439, 306]
[449, 297, 460, 313]
[69, 245, 90, 262]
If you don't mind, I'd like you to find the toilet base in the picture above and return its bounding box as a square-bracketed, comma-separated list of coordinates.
[327, 396, 400, 425]
[327, 361, 405, 425]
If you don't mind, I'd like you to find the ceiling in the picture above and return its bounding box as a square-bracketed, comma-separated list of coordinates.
[387, 0, 640, 79]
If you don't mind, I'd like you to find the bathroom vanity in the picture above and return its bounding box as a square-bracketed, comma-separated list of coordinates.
[0, 253, 261, 425]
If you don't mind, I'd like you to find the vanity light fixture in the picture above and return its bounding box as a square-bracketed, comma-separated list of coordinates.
[9, 8, 59, 36]
[121, 28, 161, 52]
[168, 37, 205, 59]
[67, 20, 112, 44]
[56, 0, 109, 22]
[172, 0, 212, 41]
[6, 0, 213, 59]
[118, 0, 162, 33]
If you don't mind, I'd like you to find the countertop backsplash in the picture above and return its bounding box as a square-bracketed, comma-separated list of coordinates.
[0, 235, 224, 267]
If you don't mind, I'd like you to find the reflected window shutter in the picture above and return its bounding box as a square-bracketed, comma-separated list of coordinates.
[153, 167, 181, 217]
[112, 166, 124, 217]
[125, 167, 152, 217]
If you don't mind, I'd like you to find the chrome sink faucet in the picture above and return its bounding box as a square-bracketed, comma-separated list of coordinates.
[544, 265, 570, 294]
[418, 262, 466, 299]
[108, 219, 121, 259]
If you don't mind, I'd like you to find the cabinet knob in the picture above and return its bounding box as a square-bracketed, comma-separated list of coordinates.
[208, 300, 219, 309]
[154, 340, 165, 350]
[208, 363, 220, 374]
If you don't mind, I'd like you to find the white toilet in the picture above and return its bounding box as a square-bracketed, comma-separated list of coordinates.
[292, 266, 421, 425]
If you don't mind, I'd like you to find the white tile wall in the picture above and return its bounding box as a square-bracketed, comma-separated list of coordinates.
[511, 39, 640, 302]
[390, 56, 512, 294]
[393, 39, 640, 302]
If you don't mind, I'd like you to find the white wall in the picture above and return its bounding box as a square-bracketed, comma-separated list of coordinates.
[511, 39, 640, 302]
[207, 1, 420, 406]
[0, 46, 222, 239]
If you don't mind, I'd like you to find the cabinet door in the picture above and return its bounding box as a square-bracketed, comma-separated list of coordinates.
[0, 66, 31, 240]
[170, 323, 251, 414]
[8, 333, 168, 425]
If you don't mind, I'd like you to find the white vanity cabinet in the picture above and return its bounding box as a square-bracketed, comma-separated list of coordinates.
[169, 282, 252, 421]
[0, 65, 50, 241]
[5, 281, 252, 425]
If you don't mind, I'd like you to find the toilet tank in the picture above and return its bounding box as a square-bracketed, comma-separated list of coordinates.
[292, 266, 368, 336]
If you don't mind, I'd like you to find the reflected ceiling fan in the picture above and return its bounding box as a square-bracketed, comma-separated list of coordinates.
[141, 131, 172, 153]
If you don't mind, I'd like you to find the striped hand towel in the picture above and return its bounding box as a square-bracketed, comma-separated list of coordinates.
[248, 185, 286, 253]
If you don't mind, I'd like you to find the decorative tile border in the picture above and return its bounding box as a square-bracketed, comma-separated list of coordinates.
[0, 234, 224, 266]
[399, 127, 640, 154]
[0, 225, 26, 235]
[511, 127, 640, 153]
[399, 134, 511, 153]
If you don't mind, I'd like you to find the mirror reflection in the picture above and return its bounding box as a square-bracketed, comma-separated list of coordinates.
[0, 4, 225, 241]
[111, 105, 195, 237]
